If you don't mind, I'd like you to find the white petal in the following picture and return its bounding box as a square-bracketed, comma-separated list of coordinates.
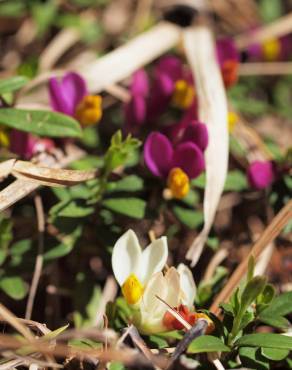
[111, 229, 141, 285]
[177, 263, 196, 308]
[138, 236, 168, 283]
[165, 267, 180, 308]
[140, 272, 168, 317]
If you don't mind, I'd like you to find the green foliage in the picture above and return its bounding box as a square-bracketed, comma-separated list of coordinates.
[0, 276, 27, 300]
[0, 109, 82, 138]
[0, 76, 29, 95]
[224, 170, 248, 191]
[236, 333, 292, 349]
[106, 175, 144, 193]
[31, 0, 58, 36]
[187, 335, 230, 354]
[102, 197, 146, 219]
[258, 291, 292, 328]
[0, 216, 13, 265]
[104, 131, 141, 173]
[172, 206, 203, 229]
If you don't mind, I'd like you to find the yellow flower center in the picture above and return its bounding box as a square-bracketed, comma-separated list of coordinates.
[228, 111, 239, 133]
[167, 167, 190, 199]
[172, 79, 195, 109]
[75, 95, 102, 126]
[0, 127, 10, 148]
[122, 273, 144, 305]
[262, 38, 281, 61]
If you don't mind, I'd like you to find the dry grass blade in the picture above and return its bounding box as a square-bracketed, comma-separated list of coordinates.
[0, 159, 16, 180]
[79, 22, 181, 93]
[183, 26, 229, 267]
[0, 145, 86, 212]
[39, 28, 80, 72]
[210, 200, 292, 316]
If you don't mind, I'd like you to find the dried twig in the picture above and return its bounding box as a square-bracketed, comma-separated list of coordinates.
[210, 200, 292, 315]
[25, 195, 45, 320]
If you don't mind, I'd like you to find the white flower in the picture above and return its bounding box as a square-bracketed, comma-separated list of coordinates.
[111, 229, 168, 305]
[138, 264, 196, 334]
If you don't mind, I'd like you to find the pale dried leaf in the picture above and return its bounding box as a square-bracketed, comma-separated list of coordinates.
[183, 27, 229, 267]
[0, 159, 16, 179]
[12, 160, 96, 186]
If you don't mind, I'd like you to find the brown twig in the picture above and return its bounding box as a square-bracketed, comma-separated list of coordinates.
[239, 62, 292, 76]
[25, 195, 45, 320]
[210, 200, 292, 315]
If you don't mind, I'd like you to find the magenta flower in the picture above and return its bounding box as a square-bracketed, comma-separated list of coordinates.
[49, 72, 88, 116]
[49, 72, 102, 126]
[247, 160, 275, 190]
[216, 38, 239, 88]
[144, 132, 205, 179]
[247, 35, 292, 61]
[124, 69, 149, 133]
[10, 130, 54, 160]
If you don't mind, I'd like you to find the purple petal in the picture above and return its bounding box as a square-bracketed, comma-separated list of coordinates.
[247, 161, 275, 190]
[49, 77, 72, 115]
[10, 130, 54, 159]
[216, 38, 239, 66]
[144, 132, 173, 177]
[247, 42, 262, 61]
[147, 73, 174, 120]
[131, 69, 149, 97]
[62, 72, 88, 109]
[155, 56, 183, 82]
[172, 142, 205, 179]
[182, 121, 209, 151]
[124, 95, 147, 127]
[49, 72, 87, 116]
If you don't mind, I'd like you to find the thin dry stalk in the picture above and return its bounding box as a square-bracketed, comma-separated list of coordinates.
[25, 195, 45, 320]
[183, 26, 229, 267]
[155, 295, 191, 330]
[239, 62, 292, 76]
[210, 200, 292, 315]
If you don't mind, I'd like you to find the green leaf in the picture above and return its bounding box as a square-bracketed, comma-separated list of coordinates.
[149, 335, 169, 349]
[0, 276, 27, 300]
[247, 256, 255, 282]
[49, 200, 94, 219]
[187, 335, 230, 354]
[0, 109, 82, 138]
[240, 276, 267, 312]
[107, 175, 144, 193]
[236, 333, 292, 349]
[42, 324, 69, 341]
[102, 198, 146, 219]
[10, 239, 32, 256]
[239, 346, 269, 370]
[108, 362, 126, 370]
[258, 315, 290, 329]
[259, 291, 292, 317]
[172, 206, 203, 229]
[224, 170, 248, 192]
[32, 0, 57, 36]
[191, 174, 205, 189]
[257, 284, 276, 305]
[0, 76, 28, 94]
[261, 347, 289, 361]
